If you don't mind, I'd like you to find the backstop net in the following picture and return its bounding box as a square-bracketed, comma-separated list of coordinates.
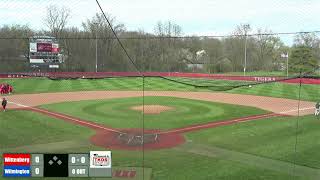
[0, 0, 319, 180]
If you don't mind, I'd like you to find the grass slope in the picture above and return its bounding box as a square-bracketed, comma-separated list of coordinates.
[0, 110, 315, 179]
[0, 149, 300, 180]
[186, 115, 320, 169]
[0, 110, 93, 149]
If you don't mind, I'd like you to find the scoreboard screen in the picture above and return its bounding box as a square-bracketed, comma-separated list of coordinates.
[29, 43, 59, 53]
[29, 35, 60, 54]
[3, 151, 112, 178]
[36, 43, 52, 52]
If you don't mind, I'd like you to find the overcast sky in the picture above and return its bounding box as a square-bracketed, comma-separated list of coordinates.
[0, 0, 319, 44]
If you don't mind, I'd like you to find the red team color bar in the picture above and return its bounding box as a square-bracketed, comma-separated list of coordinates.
[3, 154, 31, 166]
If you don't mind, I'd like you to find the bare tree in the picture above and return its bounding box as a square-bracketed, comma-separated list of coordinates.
[82, 13, 125, 71]
[153, 21, 184, 71]
[294, 33, 319, 48]
[255, 28, 281, 70]
[44, 5, 70, 37]
[232, 24, 252, 37]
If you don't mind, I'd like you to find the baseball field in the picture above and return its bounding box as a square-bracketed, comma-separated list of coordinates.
[0, 76, 319, 180]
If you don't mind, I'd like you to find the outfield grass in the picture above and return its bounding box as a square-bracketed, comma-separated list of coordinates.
[1, 77, 319, 102]
[40, 96, 267, 129]
[163, 76, 251, 86]
[228, 82, 320, 102]
[0, 77, 195, 94]
[227, 71, 320, 77]
[226, 71, 288, 76]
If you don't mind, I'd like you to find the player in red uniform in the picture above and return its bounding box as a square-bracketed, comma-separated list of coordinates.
[5, 84, 9, 94]
[0, 84, 13, 95]
[8, 85, 13, 94]
[4, 84, 8, 94]
[0, 84, 3, 95]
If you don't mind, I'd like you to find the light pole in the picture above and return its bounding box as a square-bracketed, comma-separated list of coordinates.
[94, 23, 98, 73]
[281, 52, 289, 77]
[243, 24, 250, 76]
[286, 53, 289, 77]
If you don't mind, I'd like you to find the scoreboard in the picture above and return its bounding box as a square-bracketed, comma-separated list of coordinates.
[3, 151, 112, 178]
[29, 36, 63, 64]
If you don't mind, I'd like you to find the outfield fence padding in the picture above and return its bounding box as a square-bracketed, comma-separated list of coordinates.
[0, 72, 319, 84]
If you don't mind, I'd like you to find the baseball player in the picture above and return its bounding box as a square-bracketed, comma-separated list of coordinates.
[2, 98, 7, 112]
[8, 85, 13, 94]
[0, 84, 3, 95]
[315, 102, 320, 116]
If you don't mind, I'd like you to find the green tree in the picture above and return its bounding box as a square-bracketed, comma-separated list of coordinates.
[289, 46, 318, 74]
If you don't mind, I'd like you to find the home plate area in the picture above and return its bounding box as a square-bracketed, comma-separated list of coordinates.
[90, 129, 186, 151]
[118, 132, 158, 146]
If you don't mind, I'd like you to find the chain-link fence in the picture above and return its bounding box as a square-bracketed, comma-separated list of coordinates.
[0, 0, 320, 179]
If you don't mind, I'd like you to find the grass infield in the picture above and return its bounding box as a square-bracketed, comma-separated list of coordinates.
[40, 96, 267, 130]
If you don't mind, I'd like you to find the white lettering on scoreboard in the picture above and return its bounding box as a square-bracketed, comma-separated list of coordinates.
[49, 65, 59, 69]
[30, 59, 44, 63]
[29, 43, 37, 52]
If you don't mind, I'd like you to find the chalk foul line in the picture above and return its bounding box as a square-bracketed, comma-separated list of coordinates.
[8, 101, 315, 135]
[8, 101, 122, 133]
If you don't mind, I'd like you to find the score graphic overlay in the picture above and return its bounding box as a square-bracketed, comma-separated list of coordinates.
[43, 154, 68, 177]
[2, 151, 112, 178]
[68, 154, 89, 177]
[89, 151, 112, 177]
[3, 154, 31, 177]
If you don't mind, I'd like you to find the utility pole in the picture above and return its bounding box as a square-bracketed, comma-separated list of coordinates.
[281, 52, 289, 77]
[94, 23, 98, 73]
[286, 52, 289, 77]
[243, 24, 250, 76]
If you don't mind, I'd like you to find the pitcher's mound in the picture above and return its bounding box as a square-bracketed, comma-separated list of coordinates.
[130, 105, 174, 114]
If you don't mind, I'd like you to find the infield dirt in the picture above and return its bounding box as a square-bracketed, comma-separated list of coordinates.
[6, 91, 315, 116]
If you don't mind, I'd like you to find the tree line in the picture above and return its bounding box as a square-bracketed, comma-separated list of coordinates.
[0, 5, 319, 75]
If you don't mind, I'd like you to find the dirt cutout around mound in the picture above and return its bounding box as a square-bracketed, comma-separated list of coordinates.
[130, 105, 174, 114]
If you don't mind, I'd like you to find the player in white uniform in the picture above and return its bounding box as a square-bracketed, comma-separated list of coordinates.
[315, 102, 320, 116]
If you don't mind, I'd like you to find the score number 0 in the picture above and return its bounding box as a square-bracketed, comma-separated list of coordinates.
[71, 156, 87, 175]
[34, 156, 40, 175]
[71, 157, 86, 164]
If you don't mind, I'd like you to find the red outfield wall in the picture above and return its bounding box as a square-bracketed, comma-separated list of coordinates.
[0, 72, 319, 85]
